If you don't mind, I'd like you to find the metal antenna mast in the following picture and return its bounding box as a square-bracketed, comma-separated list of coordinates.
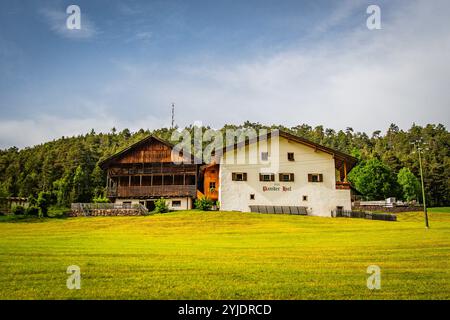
[171, 103, 175, 129]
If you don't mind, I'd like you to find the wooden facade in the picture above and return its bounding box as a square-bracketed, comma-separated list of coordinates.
[100, 136, 199, 201]
[202, 164, 220, 201]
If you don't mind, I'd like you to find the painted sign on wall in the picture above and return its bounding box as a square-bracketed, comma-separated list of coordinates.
[262, 185, 292, 192]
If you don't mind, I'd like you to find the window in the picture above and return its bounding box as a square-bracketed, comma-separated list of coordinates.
[174, 175, 184, 185]
[163, 175, 174, 185]
[232, 172, 247, 181]
[261, 152, 269, 161]
[185, 175, 196, 185]
[302, 196, 308, 201]
[259, 173, 275, 182]
[152, 175, 163, 186]
[250, 194, 255, 200]
[209, 182, 216, 189]
[172, 200, 181, 207]
[122, 201, 132, 208]
[119, 176, 130, 186]
[287, 152, 295, 161]
[279, 173, 295, 182]
[142, 176, 152, 186]
[308, 173, 323, 183]
[131, 176, 140, 186]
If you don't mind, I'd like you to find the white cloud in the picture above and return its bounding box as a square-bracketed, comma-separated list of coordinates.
[117, 0, 449, 133]
[2, 0, 449, 148]
[0, 113, 167, 149]
[125, 31, 153, 44]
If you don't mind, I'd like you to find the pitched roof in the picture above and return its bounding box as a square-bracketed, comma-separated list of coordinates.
[278, 130, 358, 169]
[219, 129, 358, 171]
[99, 129, 358, 171]
[98, 135, 174, 169]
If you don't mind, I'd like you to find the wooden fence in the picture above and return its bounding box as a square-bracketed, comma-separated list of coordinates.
[332, 209, 397, 221]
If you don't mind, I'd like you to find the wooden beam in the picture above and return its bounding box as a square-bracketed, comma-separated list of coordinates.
[195, 165, 198, 191]
[344, 162, 348, 182]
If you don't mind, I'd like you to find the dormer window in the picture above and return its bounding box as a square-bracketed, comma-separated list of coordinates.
[287, 152, 295, 161]
[261, 152, 269, 161]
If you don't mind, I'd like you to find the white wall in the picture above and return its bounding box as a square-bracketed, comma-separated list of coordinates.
[219, 136, 351, 217]
[114, 197, 192, 211]
[168, 197, 192, 210]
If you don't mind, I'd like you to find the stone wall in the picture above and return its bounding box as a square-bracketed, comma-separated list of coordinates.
[69, 208, 146, 217]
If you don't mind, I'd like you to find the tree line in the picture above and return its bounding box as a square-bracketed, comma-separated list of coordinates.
[0, 123, 448, 208]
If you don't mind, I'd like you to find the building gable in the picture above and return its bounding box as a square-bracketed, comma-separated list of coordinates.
[219, 130, 357, 171]
[99, 136, 187, 168]
[116, 139, 174, 164]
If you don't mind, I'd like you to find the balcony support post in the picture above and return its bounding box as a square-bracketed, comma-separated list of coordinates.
[344, 162, 347, 182]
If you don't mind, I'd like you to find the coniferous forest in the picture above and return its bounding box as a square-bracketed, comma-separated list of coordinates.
[0, 122, 448, 208]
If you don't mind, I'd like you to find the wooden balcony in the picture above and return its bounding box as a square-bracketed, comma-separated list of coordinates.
[336, 181, 351, 190]
[108, 185, 197, 198]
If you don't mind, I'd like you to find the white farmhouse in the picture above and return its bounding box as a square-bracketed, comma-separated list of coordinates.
[217, 130, 357, 217]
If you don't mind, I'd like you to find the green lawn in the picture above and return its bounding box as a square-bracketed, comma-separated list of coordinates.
[0, 209, 449, 299]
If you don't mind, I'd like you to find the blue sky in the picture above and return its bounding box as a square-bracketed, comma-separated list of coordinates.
[1, 0, 449, 148]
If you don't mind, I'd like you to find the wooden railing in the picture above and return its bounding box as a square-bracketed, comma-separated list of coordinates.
[108, 185, 196, 198]
[331, 209, 397, 221]
[336, 181, 351, 189]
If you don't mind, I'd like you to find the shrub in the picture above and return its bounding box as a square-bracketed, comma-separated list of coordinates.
[37, 191, 55, 217]
[154, 198, 169, 213]
[195, 196, 214, 211]
[92, 196, 110, 203]
[48, 206, 70, 217]
[12, 205, 26, 215]
[397, 167, 420, 202]
[25, 206, 40, 216]
[28, 195, 37, 206]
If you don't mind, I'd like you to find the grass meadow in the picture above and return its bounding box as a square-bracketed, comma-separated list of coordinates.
[0, 208, 449, 299]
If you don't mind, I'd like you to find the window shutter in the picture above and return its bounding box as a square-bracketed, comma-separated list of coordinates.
[308, 174, 312, 182]
[319, 174, 323, 182]
[279, 173, 283, 181]
[271, 174, 275, 181]
[259, 173, 263, 181]
[243, 173, 247, 181]
[290, 173, 295, 182]
[232, 173, 237, 181]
